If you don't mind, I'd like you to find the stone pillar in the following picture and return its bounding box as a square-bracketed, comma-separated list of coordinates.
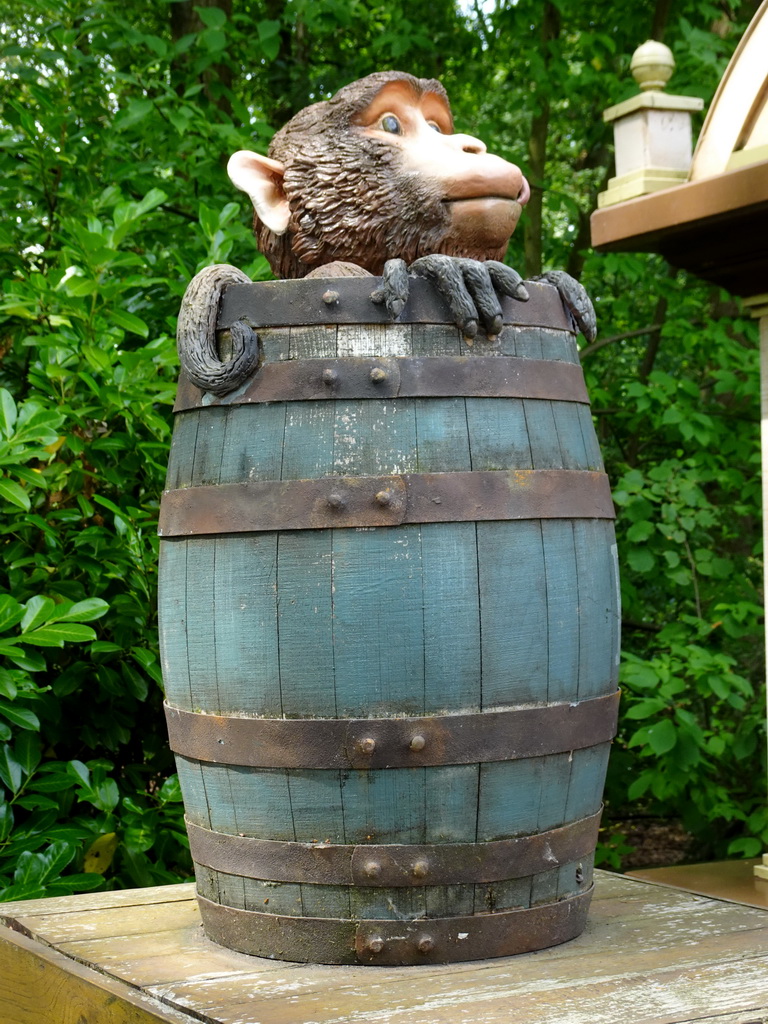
[744, 293, 768, 882]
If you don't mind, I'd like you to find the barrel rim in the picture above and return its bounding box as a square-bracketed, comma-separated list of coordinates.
[217, 276, 574, 331]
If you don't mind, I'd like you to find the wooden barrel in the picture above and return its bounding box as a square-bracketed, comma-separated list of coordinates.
[158, 276, 620, 966]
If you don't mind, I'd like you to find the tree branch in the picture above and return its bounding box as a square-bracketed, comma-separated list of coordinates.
[579, 324, 663, 359]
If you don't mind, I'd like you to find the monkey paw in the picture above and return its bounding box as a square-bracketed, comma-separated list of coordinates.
[373, 258, 597, 344]
[532, 270, 597, 343]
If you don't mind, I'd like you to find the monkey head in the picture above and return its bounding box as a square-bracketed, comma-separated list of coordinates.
[227, 71, 530, 279]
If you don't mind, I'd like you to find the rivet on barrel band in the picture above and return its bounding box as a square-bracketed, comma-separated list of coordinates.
[158, 469, 615, 537]
[196, 886, 594, 965]
[185, 808, 603, 887]
[217, 276, 573, 330]
[164, 691, 619, 770]
[172, 353, 589, 412]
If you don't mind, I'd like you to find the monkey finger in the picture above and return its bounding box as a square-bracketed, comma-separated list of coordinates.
[377, 258, 410, 319]
[410, 255, 480, 339]
[485, 261, 529, 302]
[536, 270, 597, 342]
[456, 259, 504, 338]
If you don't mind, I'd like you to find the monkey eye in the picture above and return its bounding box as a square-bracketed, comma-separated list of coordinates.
[380, 114, 402, 134]
[426, 121, 442, 133]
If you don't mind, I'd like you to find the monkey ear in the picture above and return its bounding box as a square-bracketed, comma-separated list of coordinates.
[227, 151, 290, 235]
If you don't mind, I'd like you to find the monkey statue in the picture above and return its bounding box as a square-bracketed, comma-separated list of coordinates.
[178, 71, 595, 396]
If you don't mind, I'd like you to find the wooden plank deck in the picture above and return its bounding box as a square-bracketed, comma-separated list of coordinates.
[1, 870, 767, 1024]
[627, 858, 768, 910]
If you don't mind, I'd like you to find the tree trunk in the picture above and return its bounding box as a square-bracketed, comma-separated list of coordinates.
[170, 0, 233, 117]
[523, 2, 560, 279]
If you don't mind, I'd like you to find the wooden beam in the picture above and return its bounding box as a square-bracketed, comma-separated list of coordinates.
[0, 926, 192, 1024]
[590, 161, 768, 296]
[591, 160, 768, 250]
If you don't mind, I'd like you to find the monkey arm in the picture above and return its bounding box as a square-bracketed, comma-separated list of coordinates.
[375, 257, 596, 343]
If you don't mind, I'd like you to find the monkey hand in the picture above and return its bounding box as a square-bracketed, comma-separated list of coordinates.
[531, 270, 597, 343]
[373, 259, 597, 344]
[373, 255, 529, 342]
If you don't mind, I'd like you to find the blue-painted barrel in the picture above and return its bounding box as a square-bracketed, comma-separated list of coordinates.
[158, 275, 620, 966]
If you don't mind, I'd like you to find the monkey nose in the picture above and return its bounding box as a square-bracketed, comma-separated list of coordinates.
[451, 133, 487, 155]
[517, 175, 531, 206]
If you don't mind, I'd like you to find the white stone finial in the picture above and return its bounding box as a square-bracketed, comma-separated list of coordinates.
[630, 39, 675, 92]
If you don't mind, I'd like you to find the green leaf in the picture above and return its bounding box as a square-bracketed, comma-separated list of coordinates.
[0, 702, 40, 731]
[35, 841, 77, 884]
[121, 662, 148, 701]
[627, 547, 655, 573]
[20, 596, 56, 634]
[0, 670, 17, 700]
[0, 479, 31, 511]
[727, 837, 762, 858]
[51, 599, 109, 624]
[200, 27, 226, 52]
[647, 719, 677, 756]
[0, 596, 25, 635]
[624, 698, 666, 720]
[14, 733, 41, 775]
[111, 309, 149, 338]
[0, 744, 23, 793]
[66, 760, 90, 787]
[626, 520, 654, 543]
[0, 643, 28, 661]
[0, 389, 17, 438]
[14, 850, 46, 885]
[115, 98, 153, 131]
[158, 775, 183, 804]
[21, 624, 97, 647]
[90, 641, 123, 655]
[257, 18, 281, 40]
[0, 800, 14, 841]
[197, 5, 226, 27]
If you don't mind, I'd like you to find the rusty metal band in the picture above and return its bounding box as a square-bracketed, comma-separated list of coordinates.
[173, 355, 588, 412]
[165, 690, 619, 770]
[197, 885, 593, 965]
[217, 277, 573, 331]
[158, 469, 615, 537]
[186, 809, 601, 888]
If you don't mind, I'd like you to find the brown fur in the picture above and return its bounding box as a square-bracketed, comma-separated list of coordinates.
[255, 72, 507, 279]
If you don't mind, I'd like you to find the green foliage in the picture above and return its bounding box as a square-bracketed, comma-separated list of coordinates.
[583, 266, 765, 859]
[0, 0, 764, 898]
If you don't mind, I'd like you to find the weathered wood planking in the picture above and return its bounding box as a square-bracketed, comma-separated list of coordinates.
[1, 873, 767, 1024]
[157, 287, 621, 962]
